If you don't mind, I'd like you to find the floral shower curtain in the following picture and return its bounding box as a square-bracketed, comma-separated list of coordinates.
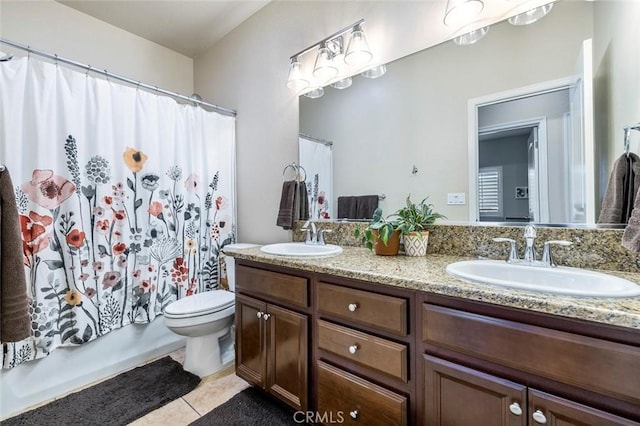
[0, 56, 235, 369]
[299, 135, 333, 219]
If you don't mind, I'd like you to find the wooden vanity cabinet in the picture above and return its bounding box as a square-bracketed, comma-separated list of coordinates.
[234, 263, 310, 411]
[314, 277, 416, 425]
[420, 299, 640, 425]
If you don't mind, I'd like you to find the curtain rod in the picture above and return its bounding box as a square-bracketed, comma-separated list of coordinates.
[0, 38, 237, 117]
[299, 133, 333, 147]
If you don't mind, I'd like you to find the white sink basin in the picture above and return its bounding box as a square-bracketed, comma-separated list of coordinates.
[445, 260, 640, 298]
[260, 242, 343, 257]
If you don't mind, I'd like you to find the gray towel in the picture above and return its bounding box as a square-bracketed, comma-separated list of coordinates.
[337, 196, 357, 219]
[0, 167, 31, 343]
[599, 153, 640, 224]
[355, 195, 379, 220]
[298, 181, 309, 221]
[276, 180, 297, 230]
[622, 183, 640, 252]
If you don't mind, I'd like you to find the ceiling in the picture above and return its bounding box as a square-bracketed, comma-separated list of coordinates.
[57, 0, 272, 58]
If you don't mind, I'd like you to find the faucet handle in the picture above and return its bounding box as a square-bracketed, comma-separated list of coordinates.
[318, 229, 332, 245]
[301, 226, 313, 243]
[492, 237, 518, 263]
[524, 224, 537, 238]
[542, 240, 573, 267]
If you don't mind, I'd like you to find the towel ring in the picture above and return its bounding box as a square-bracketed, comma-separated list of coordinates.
[282, 163, 307, 181]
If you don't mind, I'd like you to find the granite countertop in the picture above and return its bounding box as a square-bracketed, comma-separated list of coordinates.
[224, 246, 640, 330]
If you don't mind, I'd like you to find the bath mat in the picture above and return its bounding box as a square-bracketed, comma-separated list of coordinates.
[3, 356, 200, 426]
[189, 387, 302, 426]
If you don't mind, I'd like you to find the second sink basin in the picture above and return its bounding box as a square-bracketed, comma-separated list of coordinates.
[445, 260, 640, 298]
[260, 242, 343, 257]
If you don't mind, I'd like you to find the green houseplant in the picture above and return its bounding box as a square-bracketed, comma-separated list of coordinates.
[394, 195, 445, 256]
[354, 207, 401, 255]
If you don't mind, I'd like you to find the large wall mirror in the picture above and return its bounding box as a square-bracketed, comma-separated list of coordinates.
[299, 0, 640, 227]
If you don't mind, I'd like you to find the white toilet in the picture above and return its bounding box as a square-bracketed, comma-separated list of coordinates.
[163, 243, 257, 377]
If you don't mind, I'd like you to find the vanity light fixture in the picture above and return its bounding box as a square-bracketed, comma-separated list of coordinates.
[302, 87, 324, 99]
[286, 57, 310, 91]
[443, 0, 485, 27]
[330, 77, 353, 90]
[344, 24, 373, 66]
[313, 41, 339, 82]
[453, 26, 490, 45]
[508, 2, 554, 26]
[287, 19, 376, 94]
[361, 63, 387, 79]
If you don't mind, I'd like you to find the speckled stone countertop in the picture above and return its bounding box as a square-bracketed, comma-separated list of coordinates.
[224, 246, 640, 330]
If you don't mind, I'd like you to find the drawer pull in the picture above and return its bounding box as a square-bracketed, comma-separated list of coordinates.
[348, 303, 358, 312]
[508, 402, 522, 416]
[256, 311, 264, 318]
[348, 344, 359, 354]
[349, 410, 359, 419]
[262, 313, 271, 321]
[532, 410, 547, 424]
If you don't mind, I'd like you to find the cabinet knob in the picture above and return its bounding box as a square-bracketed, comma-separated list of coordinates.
[256, 311, 263, 318]
[348, 303, 358, 312]
[508, 402, 522, 416]
[532, 410, 547, 424]
[348, 344, 359, 354]
[349, 410, 358, 419]
[262, 313, 271, 321]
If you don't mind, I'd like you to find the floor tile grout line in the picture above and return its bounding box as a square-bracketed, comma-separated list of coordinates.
[182, 397, 204, 418]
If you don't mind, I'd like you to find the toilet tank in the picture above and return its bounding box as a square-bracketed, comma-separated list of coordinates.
[221, 243, 258, 292]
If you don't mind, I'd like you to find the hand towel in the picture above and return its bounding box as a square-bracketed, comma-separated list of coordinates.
[337, 196, 357, 219]
[598, 153, 640, 223]
[0, 167, 31, 343]
[297, 181, 310, 221]
[622, 185, 640, 252]
[276, 180, 297, 230]
[355, 195, 379, 220]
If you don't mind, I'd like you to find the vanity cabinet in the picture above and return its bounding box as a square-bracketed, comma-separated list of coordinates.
[234, 264, 310, 411]
[424, 355, 637, 425]
[421, 301, 640, 425]
[314, 278, 415, 425]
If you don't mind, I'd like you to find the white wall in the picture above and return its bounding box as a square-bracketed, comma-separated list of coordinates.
[593, 0, 640, 213]
[0, 0, 193, 94]
[0, 1, 191, 418]
[194, 1, 591, 241]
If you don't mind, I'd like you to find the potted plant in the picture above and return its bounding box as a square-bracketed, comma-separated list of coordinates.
[394, 195, 446, 256]
[354, 207, 401, 255]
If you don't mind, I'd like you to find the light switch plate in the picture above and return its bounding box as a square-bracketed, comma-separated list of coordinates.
[447, 193, 466, 205]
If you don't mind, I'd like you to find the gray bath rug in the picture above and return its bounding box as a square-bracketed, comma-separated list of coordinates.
[189, 387, 304, 426]
[2, 356, 200, 425]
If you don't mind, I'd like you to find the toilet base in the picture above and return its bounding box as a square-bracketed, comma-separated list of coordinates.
[183, 328, 230, 377]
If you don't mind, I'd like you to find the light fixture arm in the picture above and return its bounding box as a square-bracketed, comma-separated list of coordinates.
[289, 18, 365, 60]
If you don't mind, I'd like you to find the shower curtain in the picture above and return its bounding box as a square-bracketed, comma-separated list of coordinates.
[0, 56, 235, 369]
[299, 135, 333, 219]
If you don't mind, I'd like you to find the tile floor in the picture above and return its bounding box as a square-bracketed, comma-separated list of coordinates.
[129, 348, 251, 425]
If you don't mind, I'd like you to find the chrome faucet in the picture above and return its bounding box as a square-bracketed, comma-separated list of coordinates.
[302, 220, 332, 245]
[523, 224, 537, 263]
[301, 220, 317, 244]
[492, 224, 572, 267]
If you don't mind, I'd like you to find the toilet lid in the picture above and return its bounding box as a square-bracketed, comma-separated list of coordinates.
[165, 290, 235, 316]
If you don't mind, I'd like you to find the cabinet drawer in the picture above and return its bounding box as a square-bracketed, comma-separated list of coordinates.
[423, 304, 640, 406]
[317, 282, 407, 336]
[317, 360, 407, 426]
[236, 265, 308, 308]
[317, 319, 408, 382]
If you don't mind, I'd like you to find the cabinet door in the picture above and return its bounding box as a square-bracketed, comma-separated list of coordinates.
[235, 294, 267, 387]
[424, 355, 527, 426]
[529, 389, 640, 426]
[266, 304, 308, 411]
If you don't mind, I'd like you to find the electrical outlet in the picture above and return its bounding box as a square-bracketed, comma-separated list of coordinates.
[447, 193, 466, 205]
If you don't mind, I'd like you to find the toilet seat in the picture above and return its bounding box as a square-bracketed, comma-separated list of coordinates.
[164, 290, 235, 318]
